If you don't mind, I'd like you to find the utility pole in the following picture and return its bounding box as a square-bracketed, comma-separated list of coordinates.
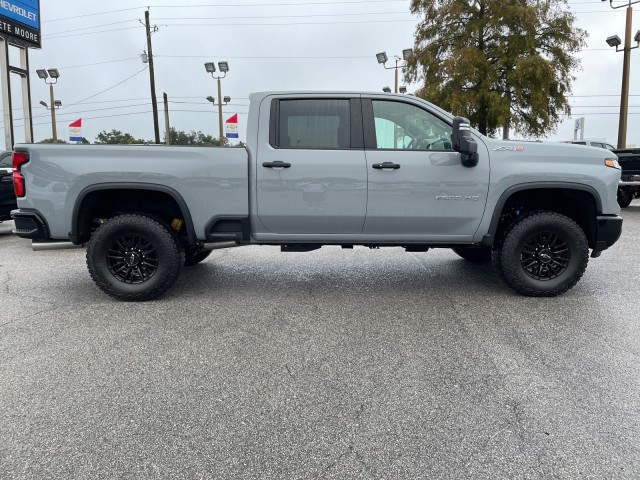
[619, 5, 632, 149]
[163, 92, 170, 145]
[217, 78, 224, 144]
[602, 0, 640, 149]
[145, 9, 160, 144]
[49, 83, 57, 143]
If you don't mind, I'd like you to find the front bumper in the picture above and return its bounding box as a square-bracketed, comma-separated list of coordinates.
[619, 175, 640, 186]
[593, 214, 623, 253]
[11, 209, 50, 240]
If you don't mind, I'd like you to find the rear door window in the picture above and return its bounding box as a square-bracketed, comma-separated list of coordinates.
[274, 99, 351, 149]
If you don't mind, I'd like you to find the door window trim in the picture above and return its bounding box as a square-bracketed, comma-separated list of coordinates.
[361, 98, 453, 151]
[268, 97, 364, 150]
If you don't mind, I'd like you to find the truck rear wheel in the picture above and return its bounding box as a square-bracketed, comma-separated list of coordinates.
[493, 212, 588, 297]
[86, 214, 184, 301]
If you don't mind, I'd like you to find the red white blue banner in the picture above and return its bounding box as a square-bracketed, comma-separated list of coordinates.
[225, 114, 238, 139]
[69, 118, 82, 143]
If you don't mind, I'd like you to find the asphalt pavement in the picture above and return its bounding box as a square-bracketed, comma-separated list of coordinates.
[1, 204, 639, 479]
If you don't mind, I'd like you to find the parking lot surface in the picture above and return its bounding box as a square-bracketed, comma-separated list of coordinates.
[1, 204, 640, 479]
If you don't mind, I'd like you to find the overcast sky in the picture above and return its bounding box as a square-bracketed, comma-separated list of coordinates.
[1, 0, 639, 146]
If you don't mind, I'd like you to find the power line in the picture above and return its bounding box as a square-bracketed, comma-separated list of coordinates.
[153, 11, 411, 21]
[29, 58, 142, 71]
[64, 67, 149, 109]
[43, 0, 411, 23]
[45, 19, 139, 36]
[45, 26, 142, 40]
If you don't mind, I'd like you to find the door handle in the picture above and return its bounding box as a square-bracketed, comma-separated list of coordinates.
[372, 162, 400, 170]
[262, 161, 291, 168]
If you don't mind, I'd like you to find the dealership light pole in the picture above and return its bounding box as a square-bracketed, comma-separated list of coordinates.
[602, 0, 640, 149]
[376, 49, 413, 93]
[204, 61, 229, 145]
[35, 68, 60, 143]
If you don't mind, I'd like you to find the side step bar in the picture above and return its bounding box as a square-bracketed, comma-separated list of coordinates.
[32, 240, 241, 252]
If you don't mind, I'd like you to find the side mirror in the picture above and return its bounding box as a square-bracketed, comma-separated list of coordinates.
[452, 117, 479, 167]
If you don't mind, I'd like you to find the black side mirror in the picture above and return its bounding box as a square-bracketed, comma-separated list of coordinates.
[452, 117, 479, 167]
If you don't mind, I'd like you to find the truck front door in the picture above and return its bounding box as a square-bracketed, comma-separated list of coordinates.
[361, 98, 490, 241]
[256, 97, 367, 234]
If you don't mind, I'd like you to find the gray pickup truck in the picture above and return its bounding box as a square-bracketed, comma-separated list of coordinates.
[12, 92, 623, 300]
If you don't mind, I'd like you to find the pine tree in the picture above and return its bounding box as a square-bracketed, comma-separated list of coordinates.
[406, 0, 586, 137]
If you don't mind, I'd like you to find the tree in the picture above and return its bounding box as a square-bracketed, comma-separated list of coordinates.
[165, 127, 226, 146]
[406, 0, 586, 137]
[95, 130, 148, 144]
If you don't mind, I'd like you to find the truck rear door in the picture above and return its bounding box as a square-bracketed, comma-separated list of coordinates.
[256, 96, 367, 234]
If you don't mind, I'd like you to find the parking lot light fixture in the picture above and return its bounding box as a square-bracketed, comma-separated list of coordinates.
[205, 60, 230, 145]
[54, 100, 62, 108]
[376, 48, 413, 93]
[399, 86, 407, 94]
[382, 86, 391, 93]
[607, 35, 622, 48]
[39, 100, 47, 107]
[206, 96, 215, 103]
[223, 96, 230, 104]
[37, 67, 61, 143]
[635, 30, 640, 43]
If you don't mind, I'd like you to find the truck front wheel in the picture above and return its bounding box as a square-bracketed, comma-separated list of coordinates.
[86, 214, 184, 301]
[492, 212, 588, 297]
[617, 188, 634, 208]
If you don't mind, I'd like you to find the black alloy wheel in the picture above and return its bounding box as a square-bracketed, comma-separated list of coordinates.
[520, 232, 569, 281]
[492, 211, 588, 297]
[87, 214, 184, 301]
[107, 233, 159, 283]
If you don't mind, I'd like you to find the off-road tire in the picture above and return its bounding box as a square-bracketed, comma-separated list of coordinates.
[184, 248, 212, 266]
[86, 214, 183, 301]
[452, 247, 492, 262]
[493, 211, 589, 297]
[617, 189, 633, 208]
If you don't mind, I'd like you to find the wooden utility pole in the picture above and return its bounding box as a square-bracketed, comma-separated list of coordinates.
[145, 10, 160, 144]
[163, 92, 170, 145]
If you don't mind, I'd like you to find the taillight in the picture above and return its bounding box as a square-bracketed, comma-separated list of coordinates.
[12, 151, 29, 198]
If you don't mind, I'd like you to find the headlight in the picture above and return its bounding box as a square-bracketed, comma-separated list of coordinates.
[604, 158, 621, 169]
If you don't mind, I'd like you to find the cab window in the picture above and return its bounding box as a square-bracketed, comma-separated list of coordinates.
[275, 99, 350, 149]
[371, 100, 453, 151]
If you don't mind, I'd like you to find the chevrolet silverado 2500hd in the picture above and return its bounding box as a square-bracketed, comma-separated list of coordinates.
[11, 92, 623, 300]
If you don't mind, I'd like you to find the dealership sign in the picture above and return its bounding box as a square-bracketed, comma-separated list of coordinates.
[0, 0, 41, 48]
